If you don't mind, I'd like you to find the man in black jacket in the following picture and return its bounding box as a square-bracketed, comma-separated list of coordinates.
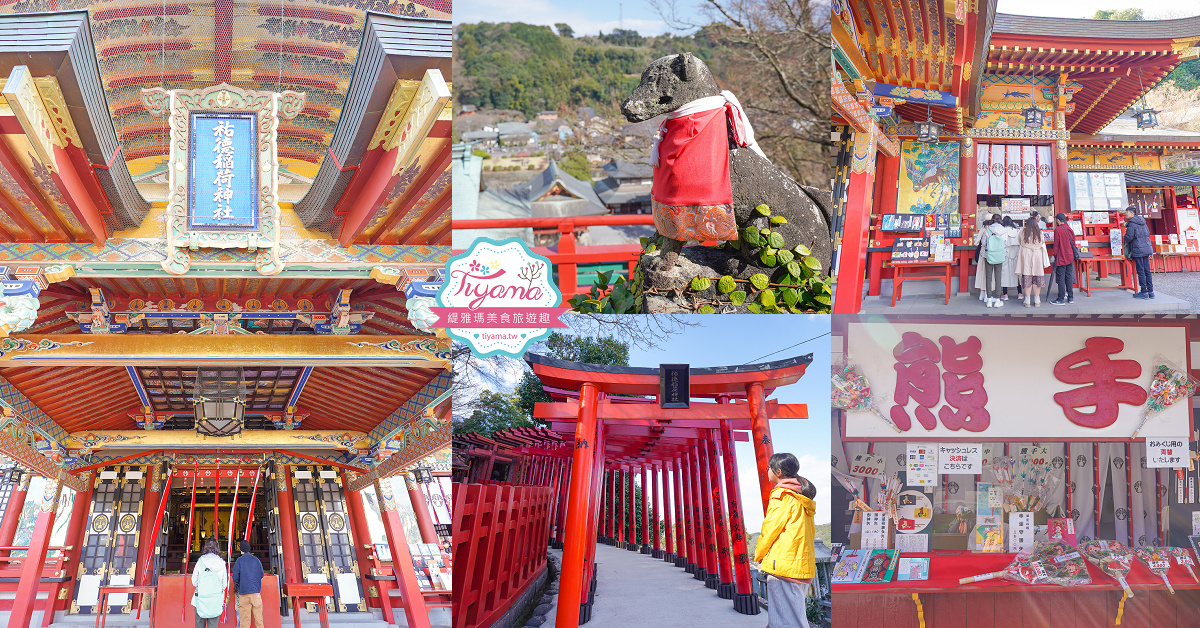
[1123, 206, 1155, 299]
[231, 540, 265, 628]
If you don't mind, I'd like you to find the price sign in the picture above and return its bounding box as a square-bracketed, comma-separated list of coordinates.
[1146, 437, 1188, 468]
[1018, 445, 1049, 467]
[938, 443, 983, 474]
[849, 454, 887, 480]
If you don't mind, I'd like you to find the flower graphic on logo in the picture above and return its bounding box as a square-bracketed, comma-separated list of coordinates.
[469, 260, 481, 272]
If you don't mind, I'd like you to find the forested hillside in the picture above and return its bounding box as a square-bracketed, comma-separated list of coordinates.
[454, 23, 727, 118]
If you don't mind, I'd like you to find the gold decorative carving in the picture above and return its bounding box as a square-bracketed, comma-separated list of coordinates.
[33, 78, 84, 149]
[3, 66, 58, 172]
[389, 70, 451, 176]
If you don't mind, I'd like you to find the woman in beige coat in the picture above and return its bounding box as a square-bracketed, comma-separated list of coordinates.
[1013, 215, 1048, 307]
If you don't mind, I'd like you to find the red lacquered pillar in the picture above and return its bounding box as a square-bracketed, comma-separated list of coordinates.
[345, 477, 381, 612]
[276, 466, 304, 595]
[579, 413, 605, 623]
[639, 464, 650, 554]
[553, 458, 570, 548]
[10, 477, 62, 628]
[626, 466, 636, 551]
[650, 462, 661, 557]
[720, 420, 760, 614]
[0, 474, 31, 554]
[608, 468, 617, 544]
[599, 469, 609, 544]
[554, 381, 599, 628]
[662, 461, 675, 562]
[406, 472, 439, 543]
[680, 452, 698, 573]
[134, 464, 163, 616]
[959, 139, 978, 293]
[747, 382, 775, 510]
[689, 448, 711, 582]
[619, 468, 628, 547]
[697, 445, 719, 589]
[376, 479, 432, 628]
[673, 456, 687, 569]
[833, 131, 878, 314]
[706, 433, 735, 598]
[55, 481, 92, 617]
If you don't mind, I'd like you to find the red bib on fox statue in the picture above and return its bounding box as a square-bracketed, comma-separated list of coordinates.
[650, 92, 764, 243]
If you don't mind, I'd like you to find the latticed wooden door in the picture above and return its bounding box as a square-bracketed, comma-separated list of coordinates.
[291, 465, 364, 612]
[71, 466, 144, 615]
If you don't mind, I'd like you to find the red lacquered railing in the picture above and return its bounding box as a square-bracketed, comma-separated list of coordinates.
[452, 483, 553, 628]
[454, 216, 654, 295]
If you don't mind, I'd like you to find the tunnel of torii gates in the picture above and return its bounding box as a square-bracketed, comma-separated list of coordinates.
[0, 334, 454, 628]
[516, 353, 813, 628]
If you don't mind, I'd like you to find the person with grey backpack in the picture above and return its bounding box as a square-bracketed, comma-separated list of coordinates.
[981, 214, 1008, 307]
[192, 538, 229, 628]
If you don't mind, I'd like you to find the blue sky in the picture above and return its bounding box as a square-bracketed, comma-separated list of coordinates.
[621, 315, 832, 531]
[996, 0, 1198, 18]
[468, 315, 832, 532]
[454, 0, 704, 36]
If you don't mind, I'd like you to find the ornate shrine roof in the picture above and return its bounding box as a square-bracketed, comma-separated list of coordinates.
[987, 13, 1200, 134]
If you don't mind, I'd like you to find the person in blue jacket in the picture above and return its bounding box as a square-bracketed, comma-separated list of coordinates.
[231, 539, 265, 628]
[1123, 205, 1155, 299]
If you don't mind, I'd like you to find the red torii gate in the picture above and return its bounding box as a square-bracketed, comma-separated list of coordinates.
[524, 353, 812, 628]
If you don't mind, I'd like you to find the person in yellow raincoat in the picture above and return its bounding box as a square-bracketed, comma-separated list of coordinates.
[754, 452, 817, 628]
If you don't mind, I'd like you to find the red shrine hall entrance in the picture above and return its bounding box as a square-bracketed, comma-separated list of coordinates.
[453, 353, 813, 628]
[0, 345, 453, 628]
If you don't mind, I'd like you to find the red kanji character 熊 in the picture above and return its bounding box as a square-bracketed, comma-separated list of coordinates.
[1052, 337, 1147, 428]
[890, 332, 941, 430]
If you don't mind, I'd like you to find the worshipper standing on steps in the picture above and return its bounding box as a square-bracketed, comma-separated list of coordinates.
[973, 215, 995, 303]
[1014, 215, 1048, 307]
[1123, 205, 1155, 299]
[191, 538, 228, 628]
[1000, 215, 1022, 301]
[1050, 212, 1077, 305]
[978, 214, 1008, 308]
[232, 539, 266, 628]
[754, 453, 818, 628]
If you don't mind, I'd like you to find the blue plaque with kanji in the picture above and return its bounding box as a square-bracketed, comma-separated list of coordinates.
[188, 112, 259, 230]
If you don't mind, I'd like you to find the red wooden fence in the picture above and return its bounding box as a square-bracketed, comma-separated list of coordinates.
[453, 483, 553, 628]
[453, 215, 652, 296]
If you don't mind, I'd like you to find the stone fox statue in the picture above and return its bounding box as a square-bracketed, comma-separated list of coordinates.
[621, 52, 832, 272]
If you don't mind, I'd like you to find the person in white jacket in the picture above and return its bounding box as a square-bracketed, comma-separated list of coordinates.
[1000, 216, 1022, 301]
[192, 538, 229, 628]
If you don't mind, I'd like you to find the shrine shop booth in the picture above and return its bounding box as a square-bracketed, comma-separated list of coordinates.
[830, 1, 1200, 313]
[830, 316, 1200, 627]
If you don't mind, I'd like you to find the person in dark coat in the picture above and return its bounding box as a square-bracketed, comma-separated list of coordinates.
[231, 540, 265, 628]
[1050, 213, 1076, 305]
[1123, 206, 1155, 299]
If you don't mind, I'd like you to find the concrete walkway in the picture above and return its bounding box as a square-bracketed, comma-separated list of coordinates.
[585, 544, 766, 628]
[861, 273, 1189, 314]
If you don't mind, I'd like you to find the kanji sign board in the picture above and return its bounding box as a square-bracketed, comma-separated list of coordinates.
[843, 322, 1190, 440]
